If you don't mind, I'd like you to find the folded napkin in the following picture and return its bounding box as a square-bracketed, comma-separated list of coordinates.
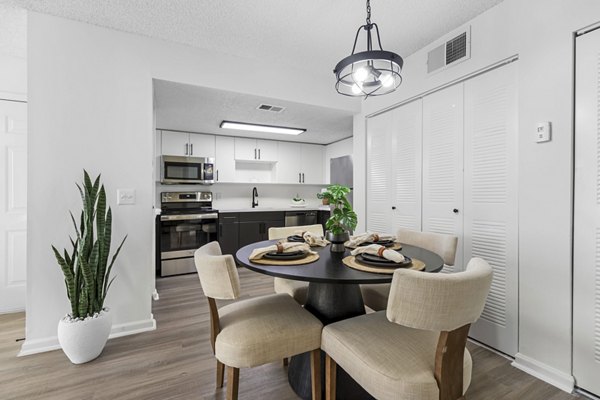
[351, 244, 405, 263]
[346, 232, 395, 248]
[249, 241, 315, 261]
[294, 230, 329, 247]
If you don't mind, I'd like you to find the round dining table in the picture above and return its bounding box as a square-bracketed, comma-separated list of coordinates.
[235, 240, 444, 400]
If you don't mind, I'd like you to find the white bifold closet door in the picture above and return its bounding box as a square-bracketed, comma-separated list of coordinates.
[422, 84, 464, 272]
[366, 100, 422, 235]
[463, 63, 518, 356]
[574, 27, 600, 397]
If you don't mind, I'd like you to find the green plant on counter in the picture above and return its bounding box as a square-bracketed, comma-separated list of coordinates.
[52, 170, 127, 319]
[317, 184, 357, 235]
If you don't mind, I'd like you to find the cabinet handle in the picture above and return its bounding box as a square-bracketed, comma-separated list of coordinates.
[190, 143, 193, 155]
[392, 206, 396, 210]
[216, 170, 219, 181]
[302, 173, 305, 183]
[453, 208, 459, 214]
[254, 148, 257, 159]
[299, 173, 301, 183]
[258, 148, 261, 159]
[185, 143, 189, 155]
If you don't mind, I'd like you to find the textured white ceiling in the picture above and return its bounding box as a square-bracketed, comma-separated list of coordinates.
[6, 0, 504, 80]
[154, 80, 354, 145]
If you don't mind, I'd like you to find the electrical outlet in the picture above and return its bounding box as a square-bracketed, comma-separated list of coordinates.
[535, 122, 551, 143]
[117, 189, 136, 205]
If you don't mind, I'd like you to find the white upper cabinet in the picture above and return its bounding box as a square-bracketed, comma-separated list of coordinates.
[277, 142, 324, 184]
[215, 136, 235, 182]
[234, 138, 278, 162]
[277, 142, 303, 183]
[300, 144, 324, 184]
[161, 130, 215, 157]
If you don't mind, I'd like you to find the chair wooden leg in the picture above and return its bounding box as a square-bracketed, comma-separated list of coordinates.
[216, 360, 225, 388]
[283, 357, 288, 367]
[226, 366, 239, 400]
[325, 354, 336, 400]
[310, 349, 322, 400]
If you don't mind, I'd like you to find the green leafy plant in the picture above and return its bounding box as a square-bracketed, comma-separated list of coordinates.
[317, 184, 357, 235]
[52, 170, 127, 320]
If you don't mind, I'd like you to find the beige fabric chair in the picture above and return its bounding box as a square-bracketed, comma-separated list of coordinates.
[194, 241, 323, 400]
[269, 224, 324, 305]
[361, 228, 458, 311]
[322, 257, 493, 400]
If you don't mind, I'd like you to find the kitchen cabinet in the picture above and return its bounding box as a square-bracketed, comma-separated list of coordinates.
[234, 138, 278, 162]
[218, 213, 239, 256]
[161, 130, 215, 157]
[276, 142, 324, 184]
[215, 136, 235, 182]
[237, 211, 285, 248]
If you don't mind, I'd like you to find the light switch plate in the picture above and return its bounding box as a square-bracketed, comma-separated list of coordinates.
[536, 122, 551, 143]
[117, 189, 136, 205]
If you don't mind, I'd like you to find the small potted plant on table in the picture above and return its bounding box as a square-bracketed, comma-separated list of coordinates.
[318, 184, 357, 252]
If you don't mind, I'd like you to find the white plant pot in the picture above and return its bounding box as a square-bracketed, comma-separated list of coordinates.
[58, 309, 112, 364]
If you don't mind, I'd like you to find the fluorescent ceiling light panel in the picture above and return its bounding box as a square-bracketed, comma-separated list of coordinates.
[220, 121, 305, 135]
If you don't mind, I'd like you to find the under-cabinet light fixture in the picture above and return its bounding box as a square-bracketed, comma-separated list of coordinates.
[220, 121, 305, 135]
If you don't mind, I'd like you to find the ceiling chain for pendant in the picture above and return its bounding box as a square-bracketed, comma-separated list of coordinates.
[366, 0, 372, 25]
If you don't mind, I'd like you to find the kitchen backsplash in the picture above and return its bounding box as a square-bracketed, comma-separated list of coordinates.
[155, 182, 327, 210]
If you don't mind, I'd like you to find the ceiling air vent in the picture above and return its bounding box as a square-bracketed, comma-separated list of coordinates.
[427, 27, 471, 74]
[256, 103, 286, 113]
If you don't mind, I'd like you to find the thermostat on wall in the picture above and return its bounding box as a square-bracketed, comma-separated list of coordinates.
[536, 122, 551, 143]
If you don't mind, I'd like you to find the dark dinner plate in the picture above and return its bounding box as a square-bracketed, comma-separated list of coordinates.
[263, 251, 307, 261]
[358, 239, 396, 247]
[356, 253, 412, 268]
[287, 235, 305, 243]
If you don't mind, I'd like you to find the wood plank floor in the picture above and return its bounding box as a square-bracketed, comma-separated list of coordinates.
[1, 269, 580, 400]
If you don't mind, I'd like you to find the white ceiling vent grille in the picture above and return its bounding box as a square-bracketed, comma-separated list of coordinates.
[257, 103, 286, 113]
[427, 27, 471, 74]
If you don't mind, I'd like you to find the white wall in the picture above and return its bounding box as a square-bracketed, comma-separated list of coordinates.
[353, 0, 600, 392]
[0, 4, 26, 100]
[324, 137, 353, 184]
[23, 12, 358, 355]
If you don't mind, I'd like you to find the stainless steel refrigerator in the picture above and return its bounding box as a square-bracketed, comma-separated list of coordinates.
[330, 155, 353, 206]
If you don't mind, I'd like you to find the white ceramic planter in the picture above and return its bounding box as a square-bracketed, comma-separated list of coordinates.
[58, 309, 112, 364]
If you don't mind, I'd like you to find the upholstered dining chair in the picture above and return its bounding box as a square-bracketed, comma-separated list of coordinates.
[268, 224, 324, 305]
[323, 257, 493, 400]
[194, 241, 323, 400]
[361, 228, 458, 311]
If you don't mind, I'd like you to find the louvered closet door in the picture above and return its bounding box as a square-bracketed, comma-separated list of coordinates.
[422, 84, 464, 271]
[464, 63, 518, 356]
[366, 111, 393, 233]
[574, 27, 600, 397]
[390, 100, 422, 233]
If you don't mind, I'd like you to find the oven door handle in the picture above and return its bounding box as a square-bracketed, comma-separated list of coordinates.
[160, 213, 218, 221]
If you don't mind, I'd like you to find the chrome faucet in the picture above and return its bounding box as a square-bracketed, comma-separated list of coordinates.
[252, 187, 259, 208]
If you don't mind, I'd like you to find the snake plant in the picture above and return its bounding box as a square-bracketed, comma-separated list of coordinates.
[52, 170, 127, 319]
[317, 184, 357, 235]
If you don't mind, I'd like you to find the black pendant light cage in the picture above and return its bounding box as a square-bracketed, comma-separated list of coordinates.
[334, 0, 404, 98]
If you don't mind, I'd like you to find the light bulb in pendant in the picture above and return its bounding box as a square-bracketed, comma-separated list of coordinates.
[351, 84, 362, 95]
[380, 73, 394, 88]
[353, 67, 368, 83]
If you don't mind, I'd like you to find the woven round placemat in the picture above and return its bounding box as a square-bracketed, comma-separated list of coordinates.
[345, 242, 403, 251]
[343, 255, 425, 274]
[250, 252, 320, 266]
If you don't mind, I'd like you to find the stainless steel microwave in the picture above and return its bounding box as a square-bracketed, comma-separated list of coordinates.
[160, 155, 215, 185]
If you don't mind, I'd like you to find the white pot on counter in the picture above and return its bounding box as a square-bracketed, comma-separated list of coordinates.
[58, 309, 112, 364]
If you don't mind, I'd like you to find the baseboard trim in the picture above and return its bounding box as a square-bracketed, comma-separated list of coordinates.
[0, 306, 25, 314]
[512, 353, 575, 393]
[18, 317, 156, 357]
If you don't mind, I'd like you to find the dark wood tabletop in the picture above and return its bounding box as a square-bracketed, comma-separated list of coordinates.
[235, 240, 444, 284]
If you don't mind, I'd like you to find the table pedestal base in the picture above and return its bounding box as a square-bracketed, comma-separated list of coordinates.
[288, 282, 375, 400]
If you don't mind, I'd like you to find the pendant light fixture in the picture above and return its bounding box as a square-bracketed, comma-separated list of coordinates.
[334, 0, 403, 98]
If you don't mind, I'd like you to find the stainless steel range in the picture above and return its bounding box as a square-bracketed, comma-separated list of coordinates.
[158, 191, 218, 277]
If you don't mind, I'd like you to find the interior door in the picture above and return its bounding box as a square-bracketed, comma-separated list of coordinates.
[574, 27, 600, 397]
[366, 111, 393, 233]
[0, 99, 27, 313]
[390, 100, 422, 232]
[422, 84, 464, 272]
[464, 62, 518, 357]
